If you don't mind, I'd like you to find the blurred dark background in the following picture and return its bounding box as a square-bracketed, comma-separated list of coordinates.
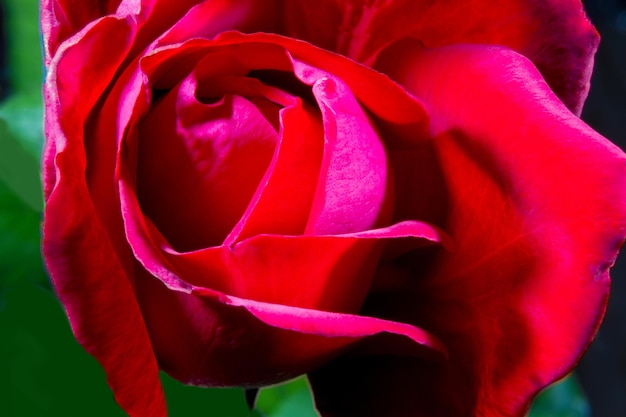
[577, 1, 626, 416]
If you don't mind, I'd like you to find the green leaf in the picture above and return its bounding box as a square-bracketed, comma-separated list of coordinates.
[255, 376, 319, 417]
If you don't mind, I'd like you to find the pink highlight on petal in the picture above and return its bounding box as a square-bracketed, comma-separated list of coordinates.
[206, 289, 448, 357]
[305, 75, 391, 235]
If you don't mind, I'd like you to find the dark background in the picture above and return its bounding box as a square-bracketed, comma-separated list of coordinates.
[577, 1, 626, 416]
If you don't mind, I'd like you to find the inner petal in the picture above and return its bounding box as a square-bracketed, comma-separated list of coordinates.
[305, 75, 392, 235]
[137, 77, 279, 252]
[224, 97, 324, 245]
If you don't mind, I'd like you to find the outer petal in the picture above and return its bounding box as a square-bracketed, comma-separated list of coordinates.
[309, 43, 626, 417]
[125, 0, 276, 60]
[42, 0, 276, 65]
[153, 0, 276, 47]
[133, 262, 446, 388]
[41, 0, 123, 64]
[42, 17, 166, 417]
[276, 0, 598, 114]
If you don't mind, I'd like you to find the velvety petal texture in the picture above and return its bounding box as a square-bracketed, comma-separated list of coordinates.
[41, 0, 122, 63]
[42, 15, 167, 417]
[307, 41, 626, 417]
[276, 0, 598, 115]
[41, 1, 626, 417]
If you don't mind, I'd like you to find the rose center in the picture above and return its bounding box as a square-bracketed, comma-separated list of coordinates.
[136, 73, 297, 252]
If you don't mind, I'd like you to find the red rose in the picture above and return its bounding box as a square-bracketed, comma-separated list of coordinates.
[41, 1, 626, 416]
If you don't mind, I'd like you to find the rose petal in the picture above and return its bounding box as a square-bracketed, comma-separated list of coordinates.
[308, 42, 626, 417]
[123, 148, 445, 311]
[225, 98, 325, 244]
[119, 153, 447, 386]
[41, 0, 123, 63]
[154, 0, 276, 47]
[132, 263, 445, 387]
[305, 74, 391, 235]
[164, 221, 446, 312]
[213, 31, 430, 130]
[138, 32, 429, 136]
[43, 185, 167, 417]
[42, 0, 277, 67]
[134, 33, 430, 242]
[277, 0, 598, 114]
[137, 75, 279, 251]
[43, 16, 166, 417]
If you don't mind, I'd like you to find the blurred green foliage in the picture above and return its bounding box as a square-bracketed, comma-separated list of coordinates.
[0, 0, 44, 212]
[0, 282, 128, 416]
[0, 0, 593, 416]
[530, 376, 590, 417]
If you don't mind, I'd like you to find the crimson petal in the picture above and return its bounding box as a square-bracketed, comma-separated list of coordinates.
[137, 75, 280, 251]
[308, 42, 626, 417]
[42, 17, 167, 417]
[277, 0, 598, 114]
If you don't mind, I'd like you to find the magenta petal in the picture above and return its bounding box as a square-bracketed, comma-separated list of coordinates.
[119, 163, 447, 387]
[304, 74, 391, 235]
[120, 163, 447, 386]
[122, 155, 445, 312]
[140, 31, 429, 131]
[42, 0, 277, 67]
[309, 43, 626, 417]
